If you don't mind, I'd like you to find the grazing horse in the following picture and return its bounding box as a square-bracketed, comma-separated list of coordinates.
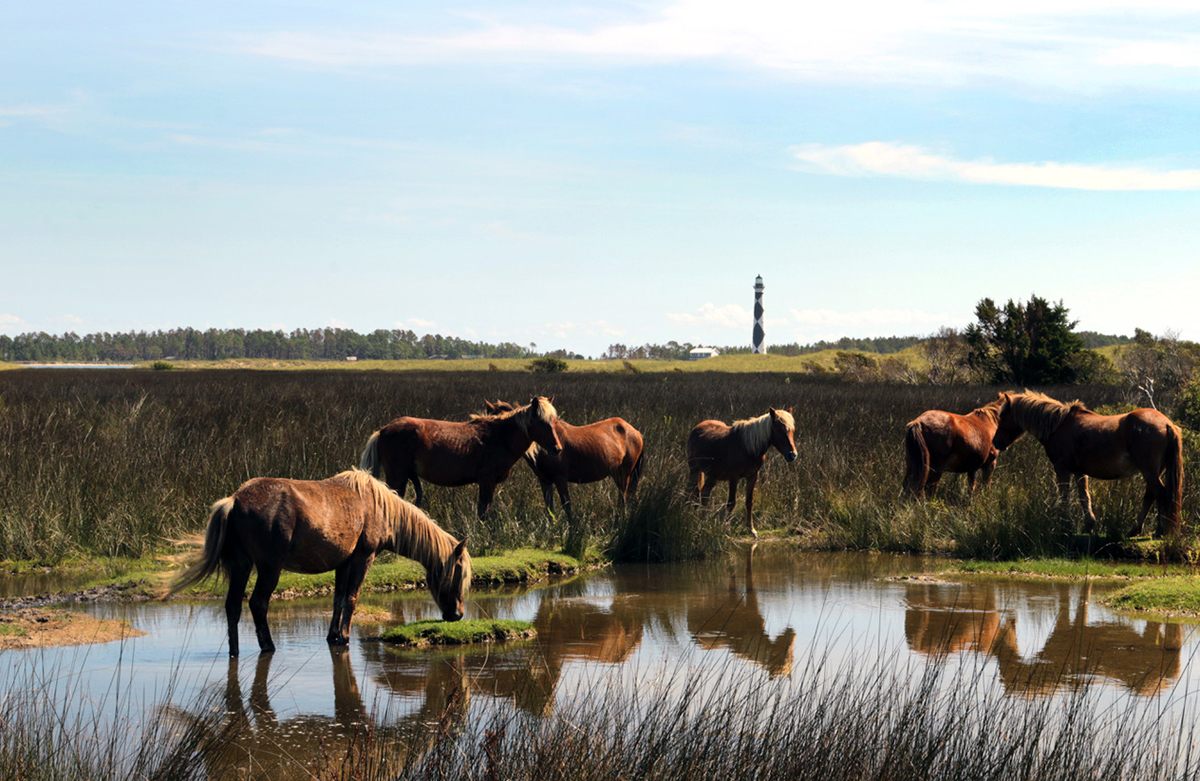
[904, 395, 1005, 498]
[687, 408, 797, 537]
[993, 390, 1184, 536]
[482, 399, 645, 520]
[170, 469, 470, 656]
[360, 396, 561, 519]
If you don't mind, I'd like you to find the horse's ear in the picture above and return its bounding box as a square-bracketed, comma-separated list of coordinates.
[453, 538, 468, 558]
[787, 406, 794, 415]
[769, 406, 777, 415]
[484, 400, 495, 413]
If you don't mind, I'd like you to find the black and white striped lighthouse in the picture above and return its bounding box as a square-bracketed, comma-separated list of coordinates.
[752, 275, 766, 354]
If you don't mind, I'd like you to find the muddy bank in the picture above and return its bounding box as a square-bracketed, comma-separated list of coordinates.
[0, 606, 145, 650]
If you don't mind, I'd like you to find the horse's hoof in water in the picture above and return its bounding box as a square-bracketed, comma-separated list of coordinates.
[327, 636, 349, 646]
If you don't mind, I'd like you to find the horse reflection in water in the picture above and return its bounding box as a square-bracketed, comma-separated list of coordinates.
[688, 543, 795, 677]
[905, 581, 1184, 696]
[182, 648, 469, 780]
[362, 583, 645, 717]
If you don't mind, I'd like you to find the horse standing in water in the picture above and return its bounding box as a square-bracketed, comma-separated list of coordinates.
[170, 469, 471, 657]
[360, 396, 561, 519]
[904, 395, 1005, 498]
[992, 391, 1184, 536]
[482, 399, 645, 520]
[687, 408, 797, 537]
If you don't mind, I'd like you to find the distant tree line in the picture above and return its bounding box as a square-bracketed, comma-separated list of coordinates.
[0, 328, 545, 363]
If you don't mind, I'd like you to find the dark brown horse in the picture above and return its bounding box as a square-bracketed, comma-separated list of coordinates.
[903, 395, 1005, 498]
[360, 396, 561, 519]
[993, 390, 1184, 536]
[170, 469, 471, 656]
[482, 399, 645, 520]
[687, 408, 797, 537]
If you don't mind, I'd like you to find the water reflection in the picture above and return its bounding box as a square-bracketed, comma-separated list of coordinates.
[688, 543, 795, 676]
[905, 580, 1184, 696]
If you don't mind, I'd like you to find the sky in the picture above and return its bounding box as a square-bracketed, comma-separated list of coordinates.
[2, 1, 1199, 357]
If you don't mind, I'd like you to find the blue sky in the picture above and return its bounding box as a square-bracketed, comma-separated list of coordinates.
[2, 1, 1199, 356]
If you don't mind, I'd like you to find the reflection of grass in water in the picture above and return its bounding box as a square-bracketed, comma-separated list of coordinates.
[380, 618, 535, 646]
[3, 638, 1198, 780]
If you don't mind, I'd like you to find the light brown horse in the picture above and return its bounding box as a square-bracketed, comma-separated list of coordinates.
[903, 395, 1005, 498]
[993, 390, 1184, 536]
[687, 408, 797, 537]
[482, 399, 645, 520]
[170, 469, 471, 657]
[360, 396, 561, 519]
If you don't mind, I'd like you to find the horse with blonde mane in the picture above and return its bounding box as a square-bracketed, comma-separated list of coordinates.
[170, 469, 470, 656]
[993, 391, 1183, 536]
[687, 408, 797, 537]
[904, 395, 1005, 498]
[481, 399, 645, 521]
[360, 396, 561, 519]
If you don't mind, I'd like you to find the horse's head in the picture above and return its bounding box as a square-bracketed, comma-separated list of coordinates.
[991, 392, 1026, 451]
[770, 407, 798, 463]
[527, 396, 562, 454]
[484, 399, 517, 415]
[433, 538, 471, 622]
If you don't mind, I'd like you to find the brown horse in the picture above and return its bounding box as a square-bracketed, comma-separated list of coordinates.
[993, 390, 1184, 536]
[170, 469, 470, 656]
[482, 399, 645, 520]
[903, 395, 1005, 498]
[360, 396, 561, 519]
[687, 408, 797, 537]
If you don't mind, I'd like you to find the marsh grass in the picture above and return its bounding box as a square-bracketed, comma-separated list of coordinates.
[6, 641, 1200, 781]
[2, 370, 1196, 562]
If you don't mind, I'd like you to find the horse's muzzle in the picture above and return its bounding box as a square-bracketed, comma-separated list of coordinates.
[443, 610, 464, 622]
[785, 451, 798, 463]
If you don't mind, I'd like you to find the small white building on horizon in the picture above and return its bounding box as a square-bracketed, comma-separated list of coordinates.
[689, 346, 720, 361]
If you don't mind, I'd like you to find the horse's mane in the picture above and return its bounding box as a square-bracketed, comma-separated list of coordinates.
[732, 409, 794, 454]
[468, 397, 557, 434]
[330, 470, 471, 584]
[1007, 391, 1087, 440]
[969, 397, 1005, 425]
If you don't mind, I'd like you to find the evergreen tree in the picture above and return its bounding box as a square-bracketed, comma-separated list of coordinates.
[965, 295, 1085, 384]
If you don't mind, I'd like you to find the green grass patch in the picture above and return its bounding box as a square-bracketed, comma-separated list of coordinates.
[379, 618, 535, 646]
[1102, 577, 1200, 617]
[0, 624, 27, 637]
[951, 558, 1196, 580]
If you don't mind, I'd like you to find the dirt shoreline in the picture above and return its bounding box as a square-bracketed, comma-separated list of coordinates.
[0, 606, 145, 650]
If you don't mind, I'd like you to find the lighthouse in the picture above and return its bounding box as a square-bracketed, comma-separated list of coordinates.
[752, 275, 766, 354]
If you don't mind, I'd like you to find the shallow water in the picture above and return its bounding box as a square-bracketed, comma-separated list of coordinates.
[4, 546, 1198, 777]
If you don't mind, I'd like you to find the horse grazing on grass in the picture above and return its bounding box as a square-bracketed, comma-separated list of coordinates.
[904, 395, 1005, 498]
[993, 391, 1183, 536]
[170, 469, 470, 657]
[482, 399, 645, 520]
[360, 396, 561, 519]
[687, 408, 797, 537]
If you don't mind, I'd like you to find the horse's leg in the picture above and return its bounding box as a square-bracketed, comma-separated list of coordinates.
[1132, 484, 1155, 537]
[966, 469, 979, 497]
[332, 553, 374, 646]
[538, 478, 556, 515]
[726, 479, 739, 519]
[328, 561, 349, 645]
[248, 564, 281, 654]
[1054, 468, 1074, 516]
[924, 469, 942, 499]
[224, 555, 253, 658]
[979, 451, 997, 490]
[689, 468, 704, 506]
[411, 475, 424, 507]
[744, 472, 759, 538]
[556, 480, 572, 521]
[477, 480, 496, 520]
[1074, 474, 1097, 533]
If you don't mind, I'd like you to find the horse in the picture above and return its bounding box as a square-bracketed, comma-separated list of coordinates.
[992, 390, 1184, 536]
[687, 407, 797, 537]
[359, 396, 562, 519]
[169, 469, 471, 657]
[903, 395, 1005, 498]
[481, 399, 645, 520]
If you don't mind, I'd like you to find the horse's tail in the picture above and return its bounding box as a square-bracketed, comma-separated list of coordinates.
[904, 422, 929, 496]
[360, 431, 381, 477]
[169, 496, 234, 595]
[1164, 422, 1184, 532]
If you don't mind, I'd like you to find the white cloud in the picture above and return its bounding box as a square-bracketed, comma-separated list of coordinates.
[788, 308, 956, 330]
[238, 1, 1200, 90]
[792, 142, 1200, 191]
[666, 302, 752, 330]
[404, 318, 437, 330]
